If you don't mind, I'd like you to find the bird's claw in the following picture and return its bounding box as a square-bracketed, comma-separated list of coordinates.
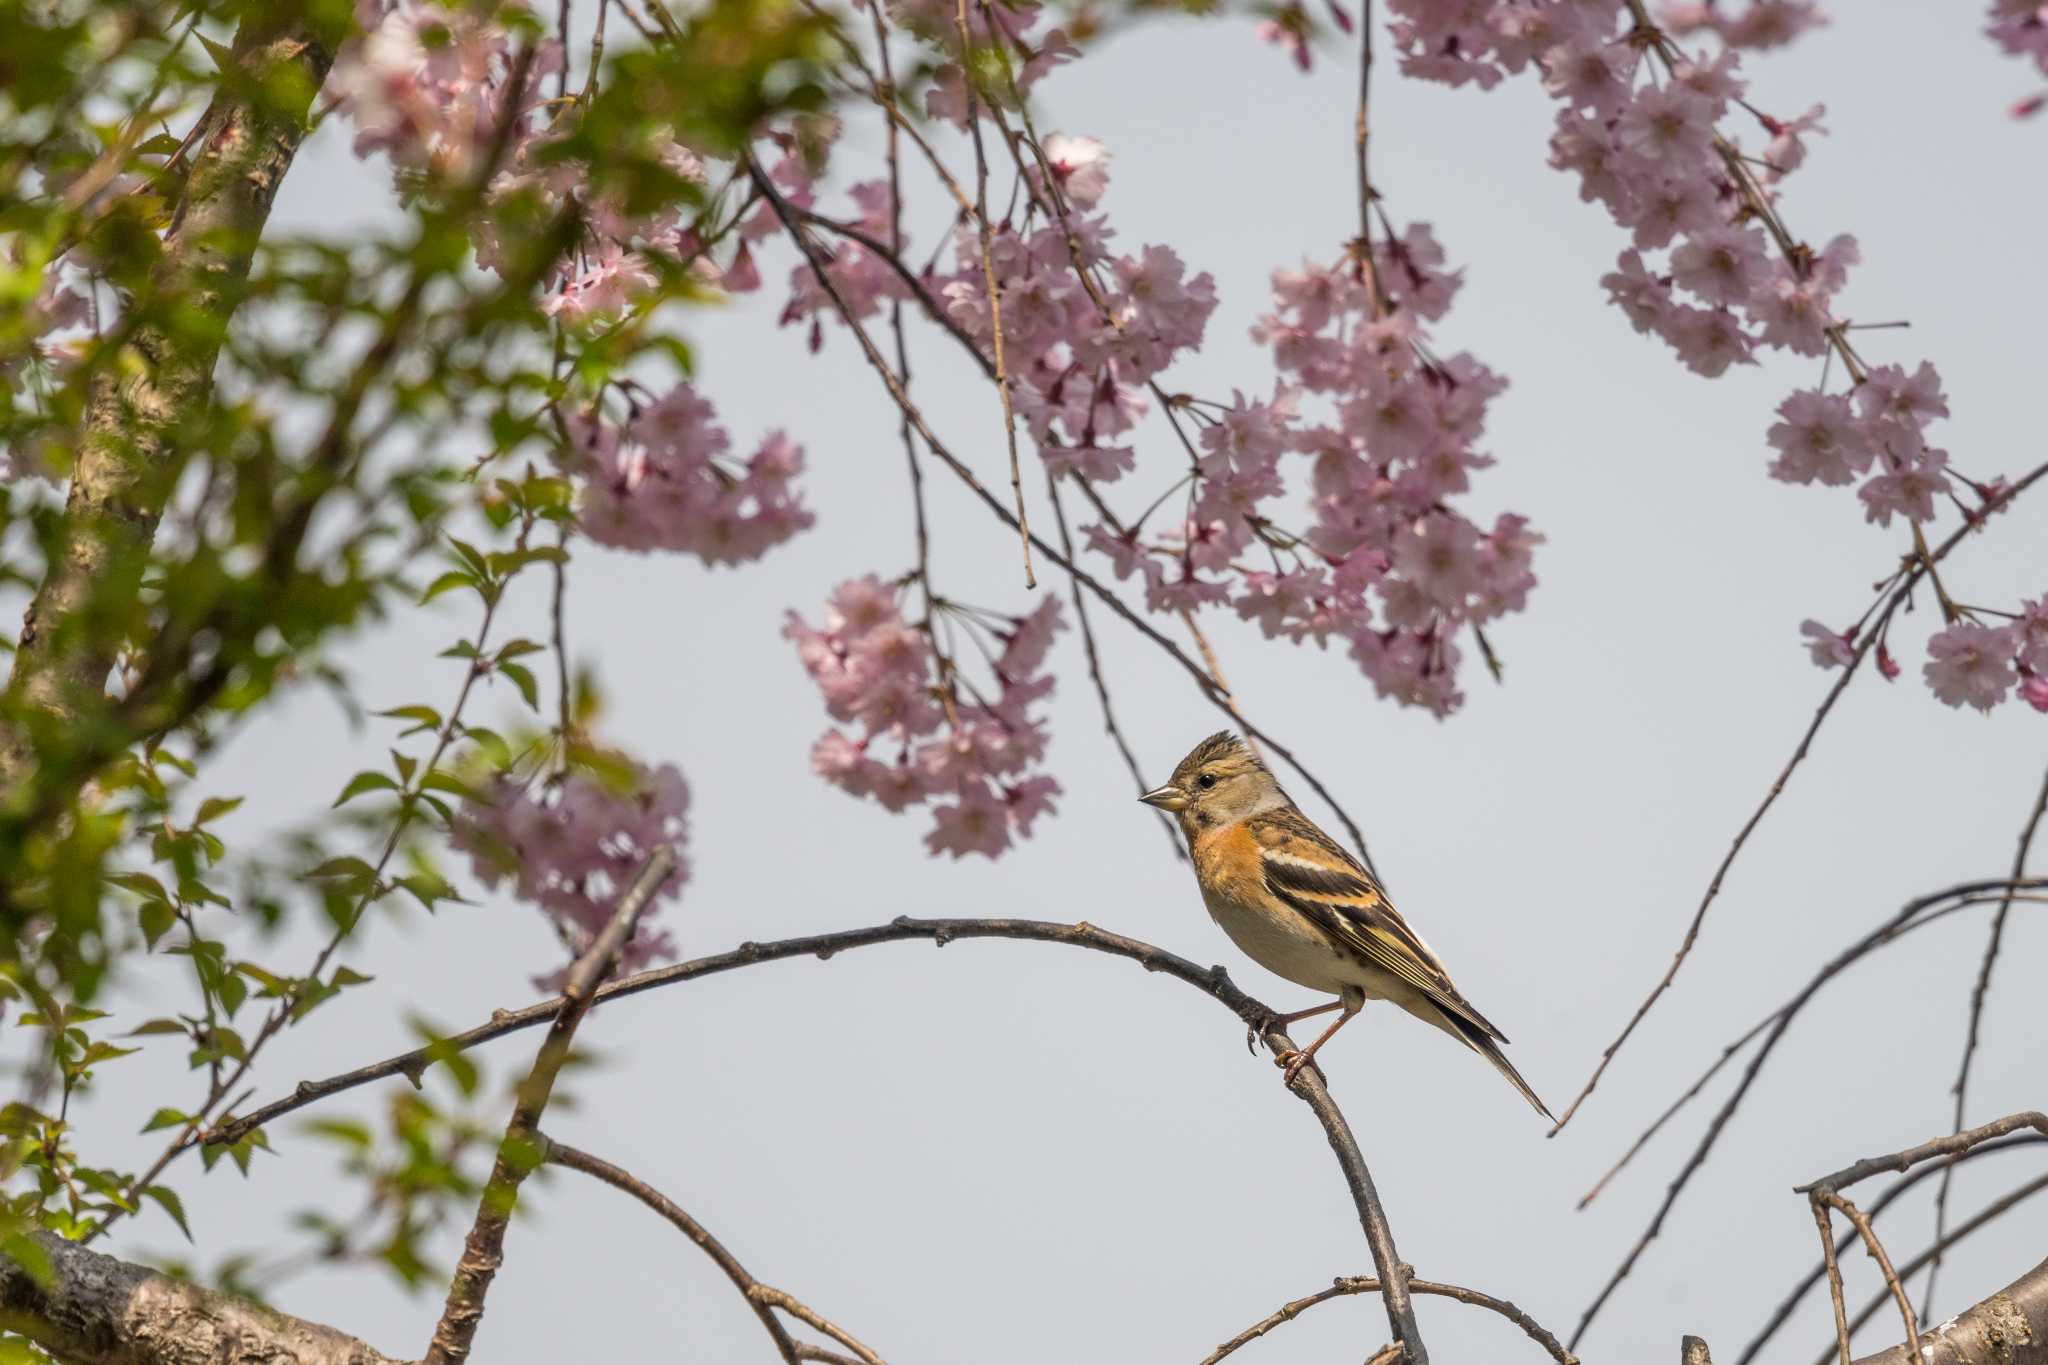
[1276, 1048, 1320, 1086]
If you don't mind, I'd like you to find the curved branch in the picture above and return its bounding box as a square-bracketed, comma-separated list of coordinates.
[544, 1138, 806, 1364]
[1552, 458, 2048, 1138]
[1799, 1112, 2048, 1196]
[1739, 1134, 2048, 1364]
[422, 849, 677, 1365]
[1572, 884, 2048, 1347]
[1201, 1275, 1577, 1365]
[220, 914, 1430, 1364]
[1820, 1171, 2048, 1365]
[1929, 761, 2048, 1313]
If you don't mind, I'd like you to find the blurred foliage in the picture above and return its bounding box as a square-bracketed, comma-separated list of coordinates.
[0, 0, 833, 1327]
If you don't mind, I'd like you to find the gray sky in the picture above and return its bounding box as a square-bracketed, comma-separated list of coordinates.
[72, 2, 2048, 1362]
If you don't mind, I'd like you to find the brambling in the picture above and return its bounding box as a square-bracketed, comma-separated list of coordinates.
[1141, 732, 1550, 1117]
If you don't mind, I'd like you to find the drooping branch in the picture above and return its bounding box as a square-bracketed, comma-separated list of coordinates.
[1929, 760, 2048, 1313]
[0, 1229, 403, 1365]
[1572, 884, 2048, 1347]
[546, 1137, 824, 1365]
[1199, 1273, 1576, 1365]
[1553, 460, 2048, 1138]
[221, 913, 1435, 1365]
[1740, 1133, 2048, 1364]
[1798, 1112, 2048, 1196]
[1819, 1171, 2048, 1365]
[0, 5, 339, 791]
[421, 848, 677, 1365]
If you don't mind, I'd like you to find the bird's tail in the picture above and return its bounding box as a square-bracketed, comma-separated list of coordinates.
[1438, 1008, 1553, 1121]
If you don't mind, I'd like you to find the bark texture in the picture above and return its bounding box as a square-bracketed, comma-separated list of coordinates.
[0, 1230, 405, 1365]
[1855, 1256, 2048, 1365]
[0, 6, 335, 790]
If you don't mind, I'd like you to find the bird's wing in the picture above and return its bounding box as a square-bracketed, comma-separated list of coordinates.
[1254, 806, 1510, 1044]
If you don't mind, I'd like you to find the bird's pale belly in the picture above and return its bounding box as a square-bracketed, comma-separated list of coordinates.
[1203, 886, 1362, 995]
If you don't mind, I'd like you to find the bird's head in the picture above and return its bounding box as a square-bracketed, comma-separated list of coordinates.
[1140, 731, 1284, 832]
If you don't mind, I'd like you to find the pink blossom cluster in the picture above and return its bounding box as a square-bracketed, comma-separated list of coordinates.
[562, 382, 813, 562]
[1804, 603, 2048, 715]
[1987, 1, 2048, 118]
[1764, 363, 1954, 526]
[328, 1, 555, 185]
[453, 756, 689, 984]
[888, 0, 1077, 129]
[784, 578, 1063, 858]
[1071, 221, 1537, 717]
[1660, 1, 1826, 50]
[334, 2, 728, 323]
[1225, 233, 1540, 715]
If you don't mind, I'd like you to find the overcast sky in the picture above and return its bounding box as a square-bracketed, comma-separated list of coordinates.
[69, 3, 2048, 1363]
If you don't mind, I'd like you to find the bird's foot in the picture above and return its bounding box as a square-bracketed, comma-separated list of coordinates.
[1245, 1010, 1276, 1056]
[1276, 1049, 1321, 1086]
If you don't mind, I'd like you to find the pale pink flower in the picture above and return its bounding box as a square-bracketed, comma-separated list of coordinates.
[1858, 447, 1951, 527]
[1799, 620, 1856, 669]
[1670, 224, 1772, 308]
[1923, 624, 2019, 712]
[1042, 133, 1112, 207]
[1766, 389, 1871, 486]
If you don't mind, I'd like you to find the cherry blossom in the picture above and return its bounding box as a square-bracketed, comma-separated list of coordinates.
[786, 582, 1065, 858]
[453, 753, 689, 986]
[564, 383, 813, 563]
[1923, 624, 2020, 713]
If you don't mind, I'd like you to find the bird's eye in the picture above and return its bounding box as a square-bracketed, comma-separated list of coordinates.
[1197, 773, 1216, 789]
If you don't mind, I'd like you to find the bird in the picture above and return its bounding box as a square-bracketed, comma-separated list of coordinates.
[1140, 730, 1550, 1118]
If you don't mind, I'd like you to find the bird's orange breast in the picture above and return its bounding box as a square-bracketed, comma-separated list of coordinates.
[1191, 821, 1265, 904]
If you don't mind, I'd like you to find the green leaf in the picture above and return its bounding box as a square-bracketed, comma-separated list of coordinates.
[138, 900, 177, 948]
[194, 796, 243, 825]
[135, 131, 184, 156]
[142, 1107, 191, 1133]
[331, 966, 373, 987]
[333, 770, 400, 807]
[142, 1185, 192, 1241]
[78, 1042, 139, 1067]
[499, 661, 540, 710]
[109, 871, 170, 901]
[126, 1018, 190, 1038]
[378, 704, 444, 735]
[419, 570, 477, 604]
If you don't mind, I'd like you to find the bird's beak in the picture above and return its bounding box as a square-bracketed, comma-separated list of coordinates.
[1138, 784, 1189, 812]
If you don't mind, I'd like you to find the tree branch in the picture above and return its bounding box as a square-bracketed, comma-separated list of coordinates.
[543, 1138, 808, 1365]
[0, 1230, 402, 1365]
[1553, 458, 2048, 1138]
[1200, 1274, 1576, 1365]
[223, 913, 1430, 1363]
[421, 848, 677, 1365]
[1851, 1256, 2048, 1365]
[0, 5, 337, 790]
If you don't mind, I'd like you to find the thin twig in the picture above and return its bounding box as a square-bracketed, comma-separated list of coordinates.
[1739, 1134, 2048, 1365]
[1201, 1274, 1576, 1365]
[1798, 1111, 2048, 1196]
[1816, 1170, 2048, 1365]
[1928, 760, 2048, 1314]
[1553, 459, 2048, 1138]
[544, 1138, 808, 1365]
[949, 1, 1033, 590]
[1811, 1197, 1854, 1365]
[1570, 882, 2048, 1347]
[750, 1287, 886, 1365]
[421, 849, 678, 1365]
[1817, 1190, 1921, 1365]
[1046, 473, 1183, 861]
[221, 912, 1428, 1365]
